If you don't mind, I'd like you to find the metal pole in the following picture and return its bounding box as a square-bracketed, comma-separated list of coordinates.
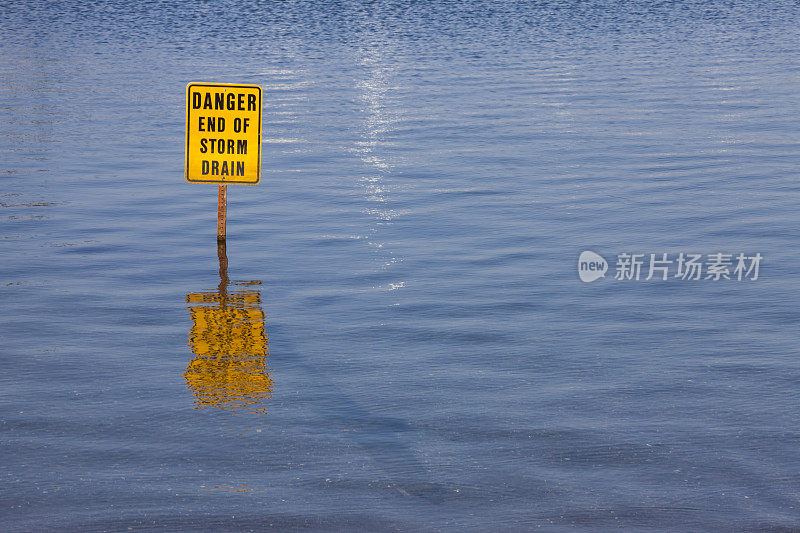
[217, 184, 227, 241]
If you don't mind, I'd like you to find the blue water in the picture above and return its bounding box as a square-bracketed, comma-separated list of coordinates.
[3, 1, 800, 530]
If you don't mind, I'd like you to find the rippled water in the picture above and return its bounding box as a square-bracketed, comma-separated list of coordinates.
[3, 1, 800, 530]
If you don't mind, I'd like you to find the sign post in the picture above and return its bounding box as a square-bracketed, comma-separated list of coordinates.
[217, 184, 227, 241]
[185, 82, 262, 241]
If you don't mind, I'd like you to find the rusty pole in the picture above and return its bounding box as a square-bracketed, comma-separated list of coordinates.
[217, 184, 227, 241]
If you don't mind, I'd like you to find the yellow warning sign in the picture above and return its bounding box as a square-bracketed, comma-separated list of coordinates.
[185, 83, 262, 184]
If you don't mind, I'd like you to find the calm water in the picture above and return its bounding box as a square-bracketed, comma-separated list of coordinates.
[3, 1, 800, 530]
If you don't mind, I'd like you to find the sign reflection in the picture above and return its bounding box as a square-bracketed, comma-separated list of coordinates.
[184, 241, 272, 413]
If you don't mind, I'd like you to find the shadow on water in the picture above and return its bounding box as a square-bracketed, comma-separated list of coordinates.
[184, 243, 451, 505]
[277, 328, 455, 505]
[184, 241, 272, 414]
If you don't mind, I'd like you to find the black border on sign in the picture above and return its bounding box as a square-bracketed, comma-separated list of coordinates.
[185, 82, 262, 185]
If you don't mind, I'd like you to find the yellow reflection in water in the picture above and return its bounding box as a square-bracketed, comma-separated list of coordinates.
[184, 242, 272, 414]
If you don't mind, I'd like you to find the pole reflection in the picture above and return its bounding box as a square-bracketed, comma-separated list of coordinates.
[184, 241, 272, 414]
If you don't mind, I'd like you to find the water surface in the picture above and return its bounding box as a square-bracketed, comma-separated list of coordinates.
[2, 1, 800, 530]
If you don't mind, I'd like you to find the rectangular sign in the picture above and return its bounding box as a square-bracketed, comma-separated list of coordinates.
[185, 83, 262, 184]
